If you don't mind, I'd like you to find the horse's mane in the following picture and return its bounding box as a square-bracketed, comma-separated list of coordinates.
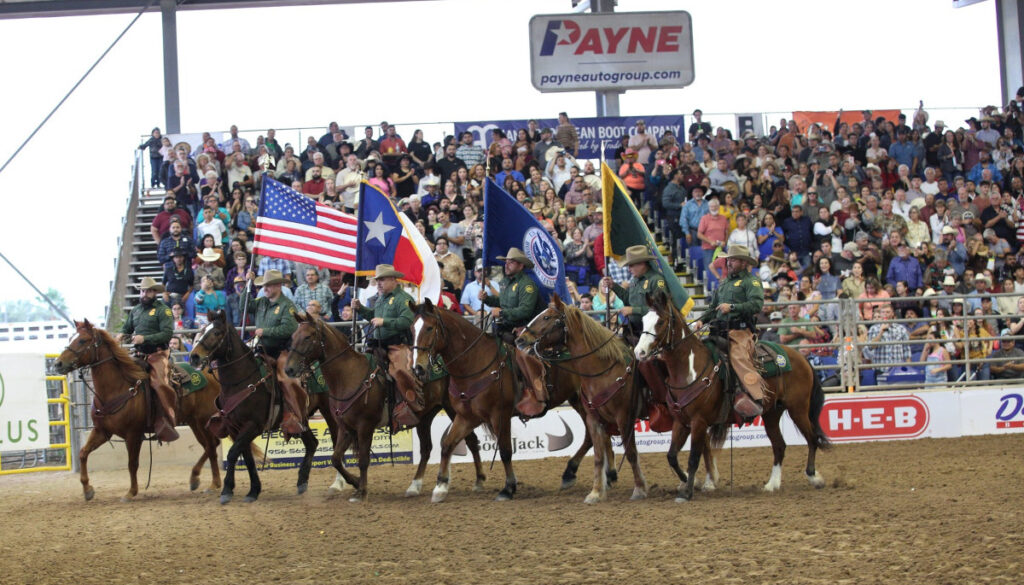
[92, 327, 148, 380]
[562, 305, 631, 364]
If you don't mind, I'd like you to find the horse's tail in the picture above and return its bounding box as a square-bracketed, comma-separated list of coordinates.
[809, 374, 832, 451]
[708, 422, 729, 449]
[250, 443, 266, 461]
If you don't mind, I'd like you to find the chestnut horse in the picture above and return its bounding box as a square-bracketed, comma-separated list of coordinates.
[190, 310, 318, 504]
[54, 320, 223, 501]
[386, 345, 487, 497]
[634, 291, 831, 502]
[410, 299, 591, 502]
[516, 295, 648, 504]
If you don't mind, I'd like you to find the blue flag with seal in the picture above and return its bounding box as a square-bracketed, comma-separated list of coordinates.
[483, 178, 569, 304]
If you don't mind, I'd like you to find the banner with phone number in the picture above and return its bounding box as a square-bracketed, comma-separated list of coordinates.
[454, 115, 685, 161]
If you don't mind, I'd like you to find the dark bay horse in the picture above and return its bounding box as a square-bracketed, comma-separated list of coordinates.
[284, 313, 448, 502]
[634, 291, 831, 502]
[516, 295, 648, 504]
[189, 310, 318, 504]
[387, 345, 487, 497]
[54, 320, 223, 501]
[410, 299, 589, 502]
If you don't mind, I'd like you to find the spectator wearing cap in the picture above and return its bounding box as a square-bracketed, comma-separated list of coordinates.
[707, 158, 740, 194]
[151, 196, 193, 243]
[436, 143, 467, 186]
[967, 274, 993, 312]
[618, 149, 646, 206]
[968, 150, 1003, 185]
[781, 204, 813, 267]
[760, 311, 785, 344]
[923, 250, 951, 290]
[434, 236, 466, 297]
[354, 126, 380, 161]
[461, 260, 500, 316]
[888, 128, 918, 174]
[533, 127, 557, 163]
[554, 112, 579, 158]
[938, 225, 969, 274]
[680, 186, 710, 274]
[886, 241, 924, 290]
[628, 119, 659, 165]
[162, 249, 194, 307]
[988, 328, 1024, 379]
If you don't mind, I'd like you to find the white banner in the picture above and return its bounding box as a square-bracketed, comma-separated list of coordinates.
[412, 388, 1024, 464]
[529, 11, 695, 92]
[0, 354, 49, 452]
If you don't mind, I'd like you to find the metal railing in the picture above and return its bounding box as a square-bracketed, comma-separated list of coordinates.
[0, 355, 73, 475]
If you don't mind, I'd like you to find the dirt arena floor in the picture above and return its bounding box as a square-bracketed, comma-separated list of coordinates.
[1, 434, 1021, 585]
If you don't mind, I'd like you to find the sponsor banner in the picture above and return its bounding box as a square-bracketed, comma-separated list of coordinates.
[419, 407, 587, 464]
[960, 387, 1024, 434]
[529, 11, 695, 92]
[0, 354, 49, 452]
[454, 114, 684, 161]
[222, 418, 413, 471]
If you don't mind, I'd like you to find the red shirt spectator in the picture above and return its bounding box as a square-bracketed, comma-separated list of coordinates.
[151, 197, 193, 242]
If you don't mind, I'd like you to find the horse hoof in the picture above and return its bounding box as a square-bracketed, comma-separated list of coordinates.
[220, 494, 233, 505]
[404, 479, 422, 497]
[702, 478, 716, 492]
[348, 495, 365, 503]
[243, 496, 257, 503]
[607, 470, 619, 485]
[119, 496, 134, 503]
[472, 481, 485, 493]
[431, 486, 449, 503]
[584, 492, 603, 504]
[674, 496, 691, 503]
[297, 483, 308, 495]
[83, 487, 95, 502]
[560, 478, 577, 490]
[807, 471, 825, 489]
[495, 492, 513, 502]
[189, 477, 201, 491]
[630, 490, 647, 501]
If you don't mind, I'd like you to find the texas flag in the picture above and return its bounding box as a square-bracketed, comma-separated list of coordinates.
[356, 182, 441, 301]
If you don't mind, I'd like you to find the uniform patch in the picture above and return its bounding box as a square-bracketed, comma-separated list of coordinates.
[525, 285, 535, 293]
[190, 372, 202, 385]
[734, 280, 742, 287]
[643, 280, 649, 290]
[289, 308, 296, 315]
[388, 297, 394, 305]
[775, 354, 786, 367]
[657, 280, 665, 288]
[512, 283, 517, 292]
[274, 306, 280, 315]
[164, 309, 172, 317]
[149, 309, 156, 316]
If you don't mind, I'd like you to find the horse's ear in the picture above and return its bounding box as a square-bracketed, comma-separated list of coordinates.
[295, 310, 308, 323]
[407, 300, 418, 313]
[81, 319, 93, 331]
[209, 309, 225, 322]
[422, 298, 434, 311]
[551, 293, 565, 309]
[647, 289, 668, 312]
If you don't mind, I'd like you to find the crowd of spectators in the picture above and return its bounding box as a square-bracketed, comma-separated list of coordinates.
[139, 96, 1024, 381]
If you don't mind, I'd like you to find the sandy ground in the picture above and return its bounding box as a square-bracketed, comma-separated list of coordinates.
[1, 434, 1021, 585]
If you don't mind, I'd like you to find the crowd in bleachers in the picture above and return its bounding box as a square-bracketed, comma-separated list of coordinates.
[138, 97, 1024, 382]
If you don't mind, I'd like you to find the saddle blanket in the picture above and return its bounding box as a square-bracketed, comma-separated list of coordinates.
[701, 340, 792, 380]
[173, 363, 208, 395]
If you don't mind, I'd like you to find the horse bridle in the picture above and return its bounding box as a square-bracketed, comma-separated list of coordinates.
[412, 309, 497, 379]
[192, 324, 231, 371]
[529, 309, 624, 378]
[639, 309, 708, 359]
[63, 331, 111, 371]
[286, 320, 355, 378]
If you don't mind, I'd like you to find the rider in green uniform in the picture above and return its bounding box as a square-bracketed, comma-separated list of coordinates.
[353, 264, 415, 349]
[691, 245, 767, 418]
[601, 245, 668, 342]
[248, 269, 308, 436]
[480, 247, 541, 342]
[117, 277, 179, 442]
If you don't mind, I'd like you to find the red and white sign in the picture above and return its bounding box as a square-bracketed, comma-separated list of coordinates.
[821, 395, 929, 441]
[529, 12, 695, 93]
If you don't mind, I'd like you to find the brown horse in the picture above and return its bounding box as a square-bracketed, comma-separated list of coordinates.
[410, 299, 590, 502]
[53, 320, 223, 501]
[516, 295, 647, 503]
[189, 310, 318, 504]
[387, 345, 487, 497]
[634, 291, 831, 502]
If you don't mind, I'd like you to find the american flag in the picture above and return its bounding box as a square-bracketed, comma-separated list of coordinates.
[253, 177, 358, 272]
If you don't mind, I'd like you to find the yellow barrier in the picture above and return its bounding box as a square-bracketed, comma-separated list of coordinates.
[0, 355, 73, 475]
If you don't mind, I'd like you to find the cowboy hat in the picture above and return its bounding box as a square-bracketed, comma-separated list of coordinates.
[622, 245, 656, 266]
[196, 247, 221, 262]
[721, 245, 758, 265]
[941, 225, 957, 235]
[421, 175, 441, 187]
[942, 275, 957, 287]
[138, 276, 165, 293]
[373, 264, 404, 279]
[255, 269, 288, 287]
[496, 247, 535, 269]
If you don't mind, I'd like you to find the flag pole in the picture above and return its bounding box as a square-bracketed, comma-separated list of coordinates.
[352, 182, 365, 345]
[600, 140, 612, 330]
[240, 173, 269, 341]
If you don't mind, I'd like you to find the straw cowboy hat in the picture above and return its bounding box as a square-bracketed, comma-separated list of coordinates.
[942, 275, 957, 287]
[196, 247, 221, 262]
[373, 264, 404, 279]
[138, 276, 165, 293]
[621, 245, 656, 266]
[255, 269, 288, 287]
[496, 247, 535, 269]
[721, 245, 758, 265]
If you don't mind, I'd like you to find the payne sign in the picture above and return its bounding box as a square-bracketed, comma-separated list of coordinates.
[529, 11, 694, 93]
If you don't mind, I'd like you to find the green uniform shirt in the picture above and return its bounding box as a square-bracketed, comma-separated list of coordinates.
[611, 268, 667, 317]
[356, 286, 414, 342]
[698, 270, 764, 325]
[253, 294, 298, 352]
[483, 271, 540, 328]
[121, 300, 173, 350]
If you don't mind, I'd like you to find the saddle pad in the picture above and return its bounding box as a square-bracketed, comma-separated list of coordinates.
[755, 340, 792, 378]
[426, 355, 447, 383]
[699, 341, 728, 383]
[304, 362, 329, 395]
[175, 363, 208, 395]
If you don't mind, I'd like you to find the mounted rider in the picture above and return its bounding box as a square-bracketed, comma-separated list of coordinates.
[116, 276, 179, 442]
[691, 245, 767, 418]
[601, 244, 667, 344]
[478, 247, 549, 408]
[248, 269, 308, 436]
[353, 263, 415, 372]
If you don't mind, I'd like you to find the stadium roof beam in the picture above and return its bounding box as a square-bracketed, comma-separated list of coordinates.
[0, 0, 435, 133]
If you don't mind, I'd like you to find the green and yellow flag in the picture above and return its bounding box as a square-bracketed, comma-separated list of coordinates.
[601, 162, 693, 315]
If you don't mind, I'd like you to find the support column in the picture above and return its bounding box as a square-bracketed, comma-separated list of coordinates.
[161, 0, 180, 134]
[996, 0, 1024, 105]
[592, 0, 621, 117]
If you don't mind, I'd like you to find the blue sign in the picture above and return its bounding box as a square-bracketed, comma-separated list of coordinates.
[454, 114, 685, 161]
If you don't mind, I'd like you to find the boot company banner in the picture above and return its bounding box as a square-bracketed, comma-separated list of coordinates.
[0, 354, 49, 452]
[454, 114, 685, 161]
